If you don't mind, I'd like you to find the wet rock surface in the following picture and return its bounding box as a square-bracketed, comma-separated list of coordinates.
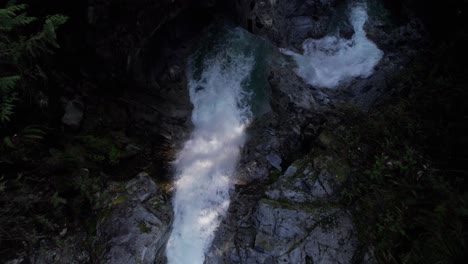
[96, 173, 172, 264]
[206, 123, 367, 263]
[231, 0, 339, 47]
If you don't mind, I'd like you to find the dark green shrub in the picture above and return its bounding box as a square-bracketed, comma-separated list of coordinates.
[0, 2, 67, 123]
[80, 135, 121, 166]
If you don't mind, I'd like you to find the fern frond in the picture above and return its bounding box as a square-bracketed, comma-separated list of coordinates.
[0, 75, 20, 91]
[3, 136, 15, 148]
[43, 14, 68, 48]
[22, 127, 46, 136]
[0, 96, 17, 122]
[0, 4, 67, 123]
[0, 76, 19, 122]
[24, 14, 68, 57]
[46, 14, 68, 27]
[0, 4, 35, 31]
[19, 125, 46, 144]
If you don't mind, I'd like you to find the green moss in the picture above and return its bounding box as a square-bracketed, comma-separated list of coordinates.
[138, 222, 152, 234]
[79, 135, 121, 166]
[311, 153, 350, 184]
[268, 169, 282, 184]
[327, 159, 350, 184]
[318, 131, 335, 148]
[61, 145, 86, 168]
[111, 195, 127, 206]
[255, 235, 276, 251]
[148, 196, 167, 209]
[292, 159, 304, 168]
[260, 198, 292, 209]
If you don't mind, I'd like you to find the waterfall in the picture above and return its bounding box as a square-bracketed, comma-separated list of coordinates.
[166, 28, 254, 264]
[281, 3, 383, 88]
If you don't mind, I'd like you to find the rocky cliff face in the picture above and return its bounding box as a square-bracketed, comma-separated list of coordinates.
[205, 1, 425, 263]
[21, 1, 426, 263]
[228, 0, 341, 46]
[94, 0, 425, 263]
[96, 173, 171, 264]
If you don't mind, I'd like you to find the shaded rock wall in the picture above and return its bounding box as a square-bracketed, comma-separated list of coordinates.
[226, 0, 343, 47]
[87, 0, 216, 88]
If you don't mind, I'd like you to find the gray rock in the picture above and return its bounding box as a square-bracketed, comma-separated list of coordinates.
[250, 199, 357, 264]
[62, 99, 84, 130]
[208, 143, 359, 263]
[289, 16, 314, 46]
[310, 178, 329, 198]
[231, 0, 338, 47]
[266, 153, 282, 171]
[303, 213, 358, 264]
[284, 164, 298, 178]
[96, 172, 171, 264]
[288, 14, 331, 46]
[121, 143, 142, 159]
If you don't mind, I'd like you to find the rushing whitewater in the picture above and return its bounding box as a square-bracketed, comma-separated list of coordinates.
[166, 29, 254, 264]
[282, 3, 383, 88]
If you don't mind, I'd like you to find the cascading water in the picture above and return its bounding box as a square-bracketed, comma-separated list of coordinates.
[166, 27, 268, 264]
[165, 3, 378, 262]
[282, 3, 383, 88]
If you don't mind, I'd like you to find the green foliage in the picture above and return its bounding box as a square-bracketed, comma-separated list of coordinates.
[23, 14, 68, 58]
[0, 3, 120, 261]
[0, 2, 67, 123]
[268, 168, 282, 184]
[1, 125, 46, 153]
[0, 174, 58, 251]
[73, 169, 104, 208]
[80, 135, 121, 166]
[337, 91, 467, 263]
[0, 76, 19, 122]
[50, 192, 67, 208]
[0, 3, 36, 32]
[19, 125, 46, 143]
[138, 222, 152, 233]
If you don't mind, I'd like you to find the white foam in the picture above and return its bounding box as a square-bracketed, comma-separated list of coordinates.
[282, 3, 383, 88]
[166, 37, 253, 264]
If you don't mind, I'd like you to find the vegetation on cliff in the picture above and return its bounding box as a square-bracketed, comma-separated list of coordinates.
[336, 7, 468, 261]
